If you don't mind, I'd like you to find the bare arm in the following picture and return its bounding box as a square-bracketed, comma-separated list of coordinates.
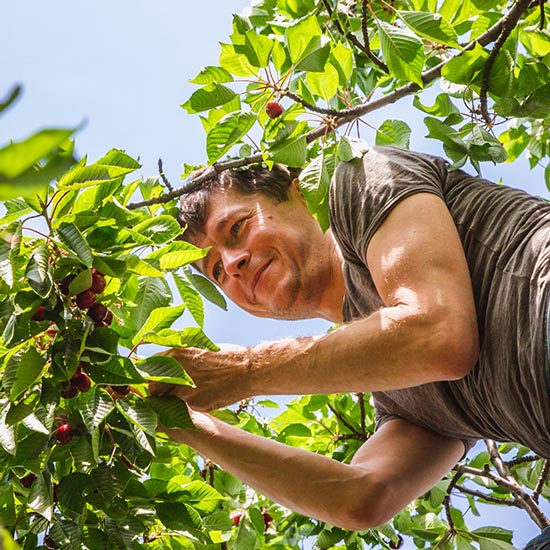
[161, 410, 465, 530]
[156, 193, 479, 410]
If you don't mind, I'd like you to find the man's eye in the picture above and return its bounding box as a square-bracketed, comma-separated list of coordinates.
[230, 220, 243, 237]
[213, 263, 223, 281]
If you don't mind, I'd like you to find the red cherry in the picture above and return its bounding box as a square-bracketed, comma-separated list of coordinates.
[111, 385, 130, 397]
[55, 424, 73, 445]
[76, 289, 96, 309]
[266, 101, 284, 119]
[20, 473, 37, 489]
[60, 381, 78, 399]
[58, 274, 75, 296]
[230, 509, 244, 527]
[90, 268, 106, 294]
[70, 371, 91, 392]
[31, 305, 46, 321]
[102, 309, 114, 326]
[87, 302, 108, 322]
[262, 510, 273, 528]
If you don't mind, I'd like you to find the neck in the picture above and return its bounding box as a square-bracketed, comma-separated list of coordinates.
[316, 230, 346, 324]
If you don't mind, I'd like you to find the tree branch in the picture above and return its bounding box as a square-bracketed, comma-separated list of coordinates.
[328, 403, 363, 436]
[158, 158, 174, 191]
[454, 484, 516, 505]
[356, 393, 367, 435]
[533, 459, 550, 503]
[126, 0, 535, 211]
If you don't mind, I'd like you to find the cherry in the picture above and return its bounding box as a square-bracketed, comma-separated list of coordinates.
[58, 274, 76, 296]
[31, 305, 46, 321]
[266, 101, 284, 119]
[102, 309, 114, 326]
[70, 371, 91, 393]
[20, 473, 37, 489]
[76, 289, 96, 309]
[55, 424, 73, 445]
[87, 302, 108, 323]
[230, 509, 244, 527]
[60, 381, 78, 399]
[111, 385, 130, 397]
[44, 535, 58, 549]
[262, 510, 273, 529]
[90, 268, 106, 294]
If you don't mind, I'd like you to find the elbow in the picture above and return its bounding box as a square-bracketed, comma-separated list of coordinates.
[333, 479, 396, 531]
[429, 312, 479, 381]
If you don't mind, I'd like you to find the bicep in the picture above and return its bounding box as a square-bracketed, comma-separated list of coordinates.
[351, 418, 465, 522]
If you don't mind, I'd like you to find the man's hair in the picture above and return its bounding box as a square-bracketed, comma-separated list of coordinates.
[178, 164, 300, 238]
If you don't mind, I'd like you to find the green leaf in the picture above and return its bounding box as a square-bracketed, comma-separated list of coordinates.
[0, 528, 21, 550]
[286, 16, 323, 65]
[376, 120, 412, 148]
[117, 397, 158, 436]
[242, 30, 274, 68]
[56, 222, 94, 267]
[88, 356, 146, 385]
[145, 396, 195, 429]
[269, 134, 307, 166]
[378, 21, 425, 87]
[442, 43, 488, 85]
[0, 399, 16, 455]
[305, 63, 339, 102]
[299, 153, 332, 231]
[338, 136, 369, 162]
[132, 304, 187, 346]
[125, 255, 165, 277]
[0, 128, 74, 179]
[0, 84, 22, 115]
[413, 93, 460, 117]
[28, 473, 53, 520]
[156, 502, 203, 530]
[167, 480, 227, 514]
[182, 83, 237, 114]
[330, 42, 354, 85]
[79, 388, 115, 433]
[126, 276, 171, 332]
[190, 65, 234, 85]
[3, 347, 46, 400]
[220, 43, 258, 77]
[132, 215, 182, 244]
[174, 272, 205, 327]
[136, 354, 194, 386]
[296, 41, 331, 72]
[25, 243, 53, 298]
[58, 473, 93, 514]
[206, 111, 256, 163]
[400, 11, 460, 48]
[188, 272, 227, 310]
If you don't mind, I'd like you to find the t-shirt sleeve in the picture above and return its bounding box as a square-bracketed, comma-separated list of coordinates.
[329, 146, 449, 265]
[374, 395, 477, 459]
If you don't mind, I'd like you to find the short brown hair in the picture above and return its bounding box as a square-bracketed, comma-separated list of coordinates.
[178, 164, 300, 238]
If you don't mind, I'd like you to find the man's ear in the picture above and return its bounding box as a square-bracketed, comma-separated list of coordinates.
[290, 177, 305, 200]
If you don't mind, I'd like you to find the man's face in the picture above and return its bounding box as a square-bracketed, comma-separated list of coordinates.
[191, 182, 335, 320]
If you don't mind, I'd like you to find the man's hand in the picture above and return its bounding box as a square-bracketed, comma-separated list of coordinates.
[148, 344, 250, 411]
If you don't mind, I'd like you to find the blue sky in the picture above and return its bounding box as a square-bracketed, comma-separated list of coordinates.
[2, 1, 547, 546]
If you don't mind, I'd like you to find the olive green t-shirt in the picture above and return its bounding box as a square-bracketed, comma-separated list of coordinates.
[329, 146, 550, 457]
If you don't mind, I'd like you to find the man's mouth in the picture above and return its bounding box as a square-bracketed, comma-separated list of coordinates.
[251, 259, 272, 302]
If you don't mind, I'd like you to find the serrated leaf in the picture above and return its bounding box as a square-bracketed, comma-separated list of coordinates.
[188, 272, 227, 310]
[3, 346, 46, 400]
[413, 94, 460, 117]
[168, 480, 227, 514]
[269, 134, 307, 167]
[25, 243, 53, 298]
[28, 473, 53, 520]
[376, 119, 412, 148]
[338, 136, 369, 162]
[306, 63, 339, 102]
[117, 397, 158, 436]
[79, 388, 115, 433]
[378, 21, 425, 86]
[56, 222, 94, 267]
[242, 30, 274, 68]
[87, 356, 146, 385]
[182, 83, 237, 114]
[0, 399, 16, 455]
[156, 502, 203, 530]
[145, 396, 195, 429]
[126, 277, 171, 331]
[220, 43, 258, 77]
[132, 304, 186, 346]
[159, 248, 209, 270]
[58, 473, 93, 514]
[135, 355, 194, 386]
[133, 215, 182, 245]
[174, 272, 205, 327]
[206, 111, 256, 163]
[286, 15, 323, 65]
[400, 11, 460, 48]
[125, 255, 164, 277]
[190, 65, 234, 85]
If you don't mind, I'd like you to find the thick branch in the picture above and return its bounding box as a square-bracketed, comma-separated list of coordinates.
[127, 0, 535, 211]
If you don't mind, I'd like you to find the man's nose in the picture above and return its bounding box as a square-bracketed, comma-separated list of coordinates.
[222, 249, 249, 277]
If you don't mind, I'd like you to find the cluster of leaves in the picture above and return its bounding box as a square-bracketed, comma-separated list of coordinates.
[177, 0, 550, 214]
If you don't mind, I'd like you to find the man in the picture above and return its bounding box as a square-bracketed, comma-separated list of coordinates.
[150, 147, 550, 531]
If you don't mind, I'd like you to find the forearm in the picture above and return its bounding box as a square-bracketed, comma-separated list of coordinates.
[164, 410, 382, 530]
[248, 304, 477, 397]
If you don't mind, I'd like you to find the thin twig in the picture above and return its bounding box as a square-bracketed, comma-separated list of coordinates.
[540, 0, 546, 29]
[533, 459, 550, 503]
[356, 393, 367, 435]
[506, 455, 541, 468]
[327, 403, 362, 435]
[158, 158, 174, 191]
[454, 484, 516, 505]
